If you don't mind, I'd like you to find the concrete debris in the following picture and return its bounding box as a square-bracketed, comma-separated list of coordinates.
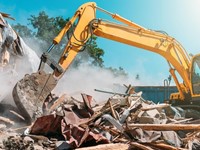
[0, 13, 23, 67]
[1, 85, 200, 149]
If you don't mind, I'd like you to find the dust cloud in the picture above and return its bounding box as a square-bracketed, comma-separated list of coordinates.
[0, 36, 163, 104]
[53, 64, 169, 102]
[53, 63, 143, 102]
[0, 38, 40, 103]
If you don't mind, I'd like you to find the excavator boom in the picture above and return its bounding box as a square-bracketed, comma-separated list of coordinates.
[12, 2, 199, 123]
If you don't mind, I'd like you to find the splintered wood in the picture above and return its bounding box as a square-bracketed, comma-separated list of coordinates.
[0, 116, 14, 125]
[127, 124, 200, 131]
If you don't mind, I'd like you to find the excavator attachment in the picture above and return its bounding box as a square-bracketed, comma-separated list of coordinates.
[12, 71, 57, 123]
[11, 2, 95, 123]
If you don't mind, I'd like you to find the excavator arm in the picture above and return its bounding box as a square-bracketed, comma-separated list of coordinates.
[92, 19, 191, 100]
[53, 2, 191, 100]
[12, 2, 197, 122]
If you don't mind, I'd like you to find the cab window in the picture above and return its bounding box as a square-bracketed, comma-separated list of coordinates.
[192, 56, 200, 94]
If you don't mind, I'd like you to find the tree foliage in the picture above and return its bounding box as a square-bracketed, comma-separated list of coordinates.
[107, 66, 127, 77]
[12, 23, 33, 37]
[28, 11, 67, 44]
[87, 36, 104, 67]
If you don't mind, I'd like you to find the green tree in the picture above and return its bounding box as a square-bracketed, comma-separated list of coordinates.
[87, 36, 104, 67]
[107, 66, 128, 77]
[13, 23, 33, 38]
[27, 11, 69, 60]
[28, 11, 67, 44]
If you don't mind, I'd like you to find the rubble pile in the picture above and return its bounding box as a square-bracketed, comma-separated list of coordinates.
[1, 90, 200, 150]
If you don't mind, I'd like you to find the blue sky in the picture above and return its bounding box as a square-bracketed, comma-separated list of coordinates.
[1, 0, 200, 85]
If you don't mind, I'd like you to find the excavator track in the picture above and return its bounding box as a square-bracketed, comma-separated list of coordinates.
[12, 71, 57, 123]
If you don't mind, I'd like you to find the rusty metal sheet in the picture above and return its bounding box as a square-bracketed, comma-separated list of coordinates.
[81, 93, 94, 115]
[30, 114, 63, 138]
[63, 108, 90, 125]
[30, 114, 109, 149]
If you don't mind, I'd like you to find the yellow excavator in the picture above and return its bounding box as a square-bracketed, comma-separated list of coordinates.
[12, 2, 200, 122]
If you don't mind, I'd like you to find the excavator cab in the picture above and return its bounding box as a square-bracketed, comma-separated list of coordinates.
[191, 54, 200, 95]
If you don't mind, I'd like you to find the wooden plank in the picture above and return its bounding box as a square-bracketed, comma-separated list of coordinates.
[49, 94, 66, 112]
[130, 142, 154, 150]
[0, 116, 14, 125]
[76, 143, 129, 150]
[127, 124, 200, 131]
